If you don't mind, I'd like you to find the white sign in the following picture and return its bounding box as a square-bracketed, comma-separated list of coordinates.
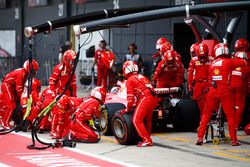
[14, 8, 19, 19]
[175, 0, 194, 5]
[58, 3, 64, 17]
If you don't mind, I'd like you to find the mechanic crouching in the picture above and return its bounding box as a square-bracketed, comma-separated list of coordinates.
[68, 87, 106, 143]
[120, 61, 157, 147]
[196, 43, 247, 146]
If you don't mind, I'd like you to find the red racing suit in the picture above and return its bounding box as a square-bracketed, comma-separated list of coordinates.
[0, 94, 5, 120]
[31, 88, 56, 130]
[49, 63, 77, 97]
[126, 73, 157, 143]
[20, 79, 41, 122]
[188, 57, 213, 114]
[197, 57, 247, 141]
[153, 60, 184, 88]
[94, 49, 109, 89]
[229, 55, 248, 128]
[56, 97, 83, 139]
[1, 68, 28, 127]
[70, 97, 101, 142]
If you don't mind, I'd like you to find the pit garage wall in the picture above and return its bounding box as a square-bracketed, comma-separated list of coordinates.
[0, 0, 249, 82]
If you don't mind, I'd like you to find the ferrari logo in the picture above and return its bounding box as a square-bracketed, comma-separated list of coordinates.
[214, 69, 220, 75]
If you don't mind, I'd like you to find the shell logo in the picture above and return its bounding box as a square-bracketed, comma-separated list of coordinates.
[214, 69, 220, 75]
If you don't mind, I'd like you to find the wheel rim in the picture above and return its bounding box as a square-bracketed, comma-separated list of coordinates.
[100, 111, 108, 129]
[114, 119, 125, 139]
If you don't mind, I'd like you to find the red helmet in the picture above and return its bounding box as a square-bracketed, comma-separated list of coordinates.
[163, 50, 176, 66]
[32, 78, 41, 93]
[190, 43, 199, 57]
[123, 60, 138, 78]
[23, 59, 39, 74]
[57, 95, 71, 112]
[214, 43, 229, 58]
[196, 43, 208, 61]
[244, 123, 250, 135]
[63, 49, 77, 69]
[234, 38, 249, 52]
[91, 86, 106, 104]
[101, 51, 115, 69]
[160, 42, 172, 53]
[156, 37, 168, 50]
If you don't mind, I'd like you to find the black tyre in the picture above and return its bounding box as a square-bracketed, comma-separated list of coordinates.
[111, 111, 140, 145]
[172, 99, 200, 131]
[100, 103, 125, 136]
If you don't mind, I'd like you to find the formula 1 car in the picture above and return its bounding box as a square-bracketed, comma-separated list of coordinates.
[100, 81, 200, 145]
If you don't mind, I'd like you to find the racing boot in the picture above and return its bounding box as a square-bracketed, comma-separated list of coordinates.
[137, 137, 153, 147]
[231, 140, 240, 146]
[137, 141, 154, 147]
[196, 138, 203, 145]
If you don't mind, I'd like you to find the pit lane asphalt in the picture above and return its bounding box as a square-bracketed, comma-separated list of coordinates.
[34, 87, 250, 167]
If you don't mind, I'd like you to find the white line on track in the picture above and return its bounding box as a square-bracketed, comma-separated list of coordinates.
[14, 132, 138, 167]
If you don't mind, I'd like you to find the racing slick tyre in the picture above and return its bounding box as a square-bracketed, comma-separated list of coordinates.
[100, 103, 125, 136]
[111, 111, 140, 145]
[172, 99, 200, 131]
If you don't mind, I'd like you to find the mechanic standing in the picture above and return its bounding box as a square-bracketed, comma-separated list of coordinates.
[0, 59, 39, 129]
[230, 38, 249, 129]
[125, 43, 143, 71]
[188, 43, 213, 115]
[152, 50, 184, 88]
[152, 37, 168, 74]
[196, 43, 247, 146]
[92, 40, 110, 90]
[69, 87, 106, 143]
[120, 61, 157, 147]
[50, 49, 77, 97]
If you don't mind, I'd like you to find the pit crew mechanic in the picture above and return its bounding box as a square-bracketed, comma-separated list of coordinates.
[120, 61, 157, 147]
[0, 59, 39, 130]
[196, 43, 247, 146]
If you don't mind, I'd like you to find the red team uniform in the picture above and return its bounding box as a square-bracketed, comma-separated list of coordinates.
[188, 44, 213, 114]
[1, 60, 39, 129]
[120, 61, 157, 147]
[153, 50, 184, 88]
[69, 87, 106, 143]
[94, 49, 115, 90]
[49, 49, 77, 136]
[196, 43, 247, 146]
[55, 95, 83, 139]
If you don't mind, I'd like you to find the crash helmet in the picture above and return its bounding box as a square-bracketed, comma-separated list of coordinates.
[235, 51, 248, 59]
[214, 43, 229, 58]
[160, 42, 172, 53]
[244, 123, 250, 135]
[23, 59, 39, 74]
[156, 37, 168, 50]
[234, 38, 249, 52]
[63, 49, 77, 70]
[163, 50, 176, 66]
[122, 60, 139, 78]
[32, 78, 41, 93]
[91, 86, 106, 104]
[57, 95, 71, 112]
[195, 43, 208, 62]
[190, 43, 199, 58]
